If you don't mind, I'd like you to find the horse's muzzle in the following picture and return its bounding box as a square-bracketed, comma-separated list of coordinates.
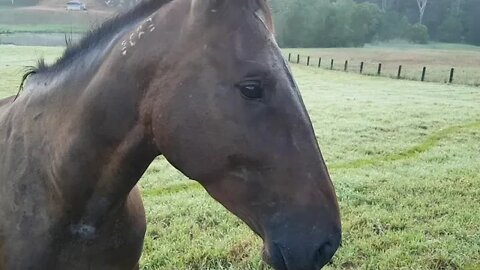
[262, 231, 341, 270]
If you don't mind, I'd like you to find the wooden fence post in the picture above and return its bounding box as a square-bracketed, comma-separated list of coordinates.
[449, 68, 455, 83]
[344, 60, 348, 71]
[360, 62, 364, 74]
[330, 59, 334, 70]
[421, 67, 427, 82]
[307, 56, 310, 66]
[377, 63, 382, 76]
[397, 65, 402, 79]
[297, 54, 300, 64]
[318, 57, 322, 67]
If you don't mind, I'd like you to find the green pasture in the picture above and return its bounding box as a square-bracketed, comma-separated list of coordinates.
[284, 43, 480, 87]
[1, 45, 479, 269]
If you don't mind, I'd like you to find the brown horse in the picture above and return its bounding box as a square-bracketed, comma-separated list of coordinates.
[0, 0, 341, 269]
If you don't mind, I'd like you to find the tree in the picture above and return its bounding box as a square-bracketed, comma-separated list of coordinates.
[380, 0, 397, 11]
[454, 0, 462, 15]
[381, 0, 386, 11]
[416, 0, 428, 24]
[438, 16, 463, 42]
[463, 0, 480, 45]
[377, 11, 409, 40]
[350, 2, 382, 46]
[405, 23, 429, 44]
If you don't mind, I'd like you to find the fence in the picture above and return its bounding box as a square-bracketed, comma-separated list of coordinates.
[286, 53, 478, 86]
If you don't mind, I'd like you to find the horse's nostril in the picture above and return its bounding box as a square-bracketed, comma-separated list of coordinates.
[262, 243, 288, 270]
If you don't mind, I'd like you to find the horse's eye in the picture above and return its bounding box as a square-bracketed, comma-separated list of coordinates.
[237, 80, 263, 100]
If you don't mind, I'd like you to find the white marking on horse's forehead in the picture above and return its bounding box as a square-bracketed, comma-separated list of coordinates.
[120, 16, 156, 56]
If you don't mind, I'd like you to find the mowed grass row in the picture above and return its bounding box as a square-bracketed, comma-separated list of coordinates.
[0, 24, 88, 34]
[1, 45, 479, 269]
[284, 43, 480, 86]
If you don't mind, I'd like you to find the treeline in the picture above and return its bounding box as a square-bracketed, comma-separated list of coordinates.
[270, 0, 480, 47]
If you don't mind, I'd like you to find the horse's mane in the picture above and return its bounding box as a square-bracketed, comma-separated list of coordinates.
[19, 0, 272, 92]
[33, 0, 173, 74]
[15, 67, 37, 101]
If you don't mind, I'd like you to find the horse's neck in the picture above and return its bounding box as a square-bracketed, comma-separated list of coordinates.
[4, 3, 184, 228]
[60, 66, 159, 225]
[12, 31, 161, 227]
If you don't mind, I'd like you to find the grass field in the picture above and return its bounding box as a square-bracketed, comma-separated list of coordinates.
[284, 43, 480, 86]
[0, 7, 112, 27]
[1, 45, 480, 270]
[0, 24, 88, 34]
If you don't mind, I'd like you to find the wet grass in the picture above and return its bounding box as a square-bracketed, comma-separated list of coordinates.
[330, 121, 480, 170]
[1, 45, 479, 269]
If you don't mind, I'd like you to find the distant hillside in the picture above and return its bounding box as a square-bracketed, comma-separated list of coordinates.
[37, 0, 139, 10]
[0, 1, 115, 26]
[1, 0, 138, 10]
[38, 0, 107, 9]
[0, 0, 132, 27]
